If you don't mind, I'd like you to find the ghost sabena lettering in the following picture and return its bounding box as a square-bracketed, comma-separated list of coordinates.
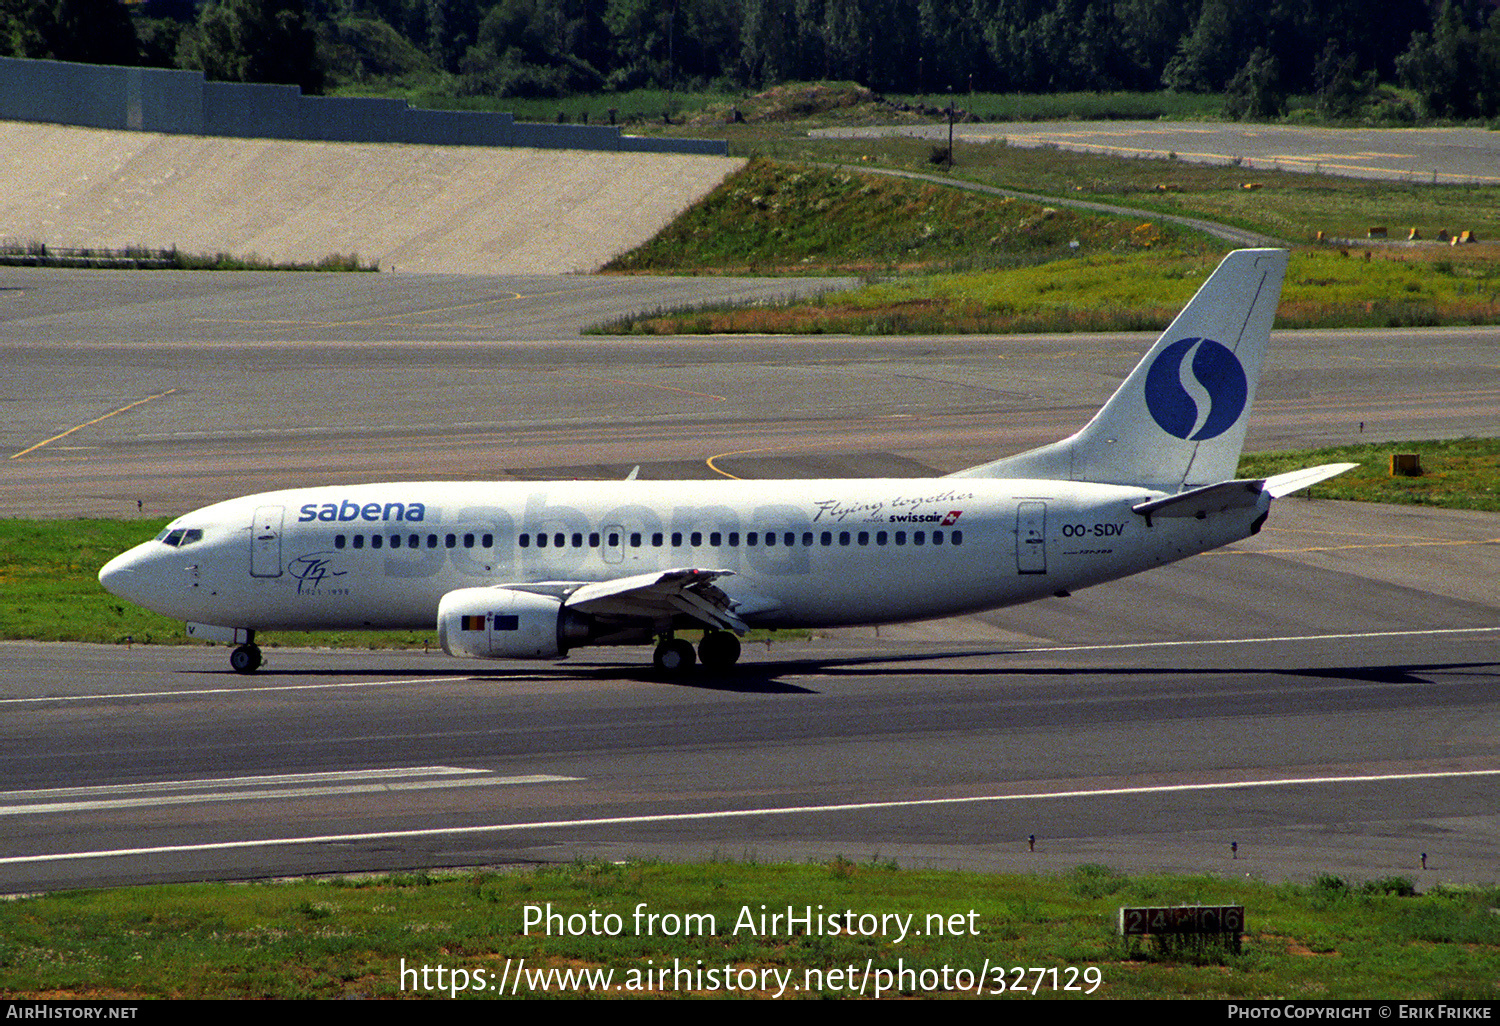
[298, 500, 428, 523]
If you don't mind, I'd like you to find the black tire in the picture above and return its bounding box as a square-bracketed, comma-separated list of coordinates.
[698, 631, 741, 669]
[652, 638, 696, 672]
[230, 644, 261, 674]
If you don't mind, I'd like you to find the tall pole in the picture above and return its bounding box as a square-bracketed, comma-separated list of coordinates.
[947, 88, 954, 169]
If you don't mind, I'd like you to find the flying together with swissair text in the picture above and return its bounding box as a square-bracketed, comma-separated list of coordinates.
[100, 249, 1353, 673]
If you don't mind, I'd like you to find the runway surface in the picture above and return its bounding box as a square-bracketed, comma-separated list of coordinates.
[4, 266, 1498, 518]
[1, 267, 1497, 892]
[816, 121, 1500, 185]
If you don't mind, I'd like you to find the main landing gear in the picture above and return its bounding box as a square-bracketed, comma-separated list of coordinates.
[697, 629, 741, 670]
[652, 630, 742, 673]
[230, 640, 262, 674]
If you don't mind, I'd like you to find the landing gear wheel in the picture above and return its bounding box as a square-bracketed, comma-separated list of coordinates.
[230, 644, 262, 674]
[652, 638, 696, 673]
[698, 630, 741, 670]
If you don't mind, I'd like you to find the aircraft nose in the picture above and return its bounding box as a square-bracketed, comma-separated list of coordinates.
[99, 545, 148, 604]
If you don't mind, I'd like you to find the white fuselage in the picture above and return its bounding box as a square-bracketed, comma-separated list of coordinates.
[99, 477, 1270, 635]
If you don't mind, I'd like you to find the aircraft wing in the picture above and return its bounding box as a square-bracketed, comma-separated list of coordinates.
[508, 568, 752, 634]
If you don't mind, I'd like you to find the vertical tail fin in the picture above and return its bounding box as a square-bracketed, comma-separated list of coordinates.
[950, 248, 1288, 492]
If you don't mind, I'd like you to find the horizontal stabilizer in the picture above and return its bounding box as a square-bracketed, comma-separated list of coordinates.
[1132, 462, 1357, 521]
[1132, 480, 1263, 520]
[1262, 462, 1358, 498]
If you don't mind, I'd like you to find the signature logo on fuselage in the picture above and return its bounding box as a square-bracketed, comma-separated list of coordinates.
[289, 553, 348, 595]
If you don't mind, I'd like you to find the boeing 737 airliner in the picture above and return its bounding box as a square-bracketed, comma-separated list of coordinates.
[100, 249, 1352, 673]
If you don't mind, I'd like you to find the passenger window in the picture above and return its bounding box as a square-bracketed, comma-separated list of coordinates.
[691, 532, 702, 546]
[710, 532, 721, 546]
[353, 535, 364, 549]
[933, 531, 944, 545]
[820, 532, 831, 546]
[652, 532, 664, 547]
[630, 532, 642, 547]
[335, 535, 346, 549]
[857, 531, 868, 545]
[371, 535, 383, 549]
[952, 530, 963, 545]
[464, 533, 474, 548]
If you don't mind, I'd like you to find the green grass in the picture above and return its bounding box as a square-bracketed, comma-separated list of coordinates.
[731, 133, 1500, 249]
[0, 862, 1494, 999]
[0, 518, 433, 651]
[603, 159, 1209, 277]
[331, 79, 735, 128]
[1238, 438, 1500, 511]
[598, 245, 1500, 336]
[5, 438, 1499, 650]
[884, 90, 1227, 122]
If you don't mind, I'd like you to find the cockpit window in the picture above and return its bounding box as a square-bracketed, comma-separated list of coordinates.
[157, 528, 204, 548]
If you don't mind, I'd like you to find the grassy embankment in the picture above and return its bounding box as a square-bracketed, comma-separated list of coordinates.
[1, 861, 1495, 999]
[594, 159, 1500, 335]
[4, 438, 1498, 650]
[556, 82, 1500, 333]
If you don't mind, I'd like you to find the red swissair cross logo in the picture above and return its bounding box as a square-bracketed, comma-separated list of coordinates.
[940, 511, 963, 526]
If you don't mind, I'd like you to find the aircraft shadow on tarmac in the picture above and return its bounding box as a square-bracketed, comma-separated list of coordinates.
[175, 647, 1500, 696]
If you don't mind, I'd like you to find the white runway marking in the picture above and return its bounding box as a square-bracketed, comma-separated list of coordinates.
[5, 767, 1495, 866]
[1006, 626, 1500, 656]
[0, 766, 579, 817]
[0, 676, 520, 705]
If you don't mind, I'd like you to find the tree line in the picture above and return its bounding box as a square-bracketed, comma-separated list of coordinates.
[3, 0, 1498, 118]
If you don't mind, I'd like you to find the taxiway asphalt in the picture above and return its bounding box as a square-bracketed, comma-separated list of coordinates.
[1, 267, 1496, 891]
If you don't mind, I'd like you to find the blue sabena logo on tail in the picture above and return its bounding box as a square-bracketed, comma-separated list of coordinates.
[1143, 337, 1248, 441]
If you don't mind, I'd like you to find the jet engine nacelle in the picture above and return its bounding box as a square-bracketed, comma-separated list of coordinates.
[437, 587, 590, 659]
